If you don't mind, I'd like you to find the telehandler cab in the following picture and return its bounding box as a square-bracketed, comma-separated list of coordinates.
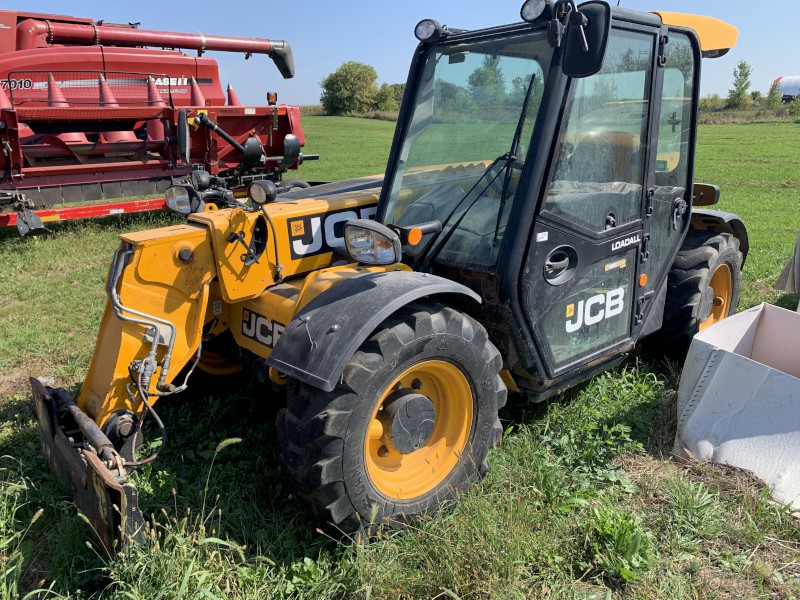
[31, 0, 746, 552]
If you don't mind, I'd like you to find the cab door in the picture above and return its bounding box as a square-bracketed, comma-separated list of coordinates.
[520, 26, 658, 378]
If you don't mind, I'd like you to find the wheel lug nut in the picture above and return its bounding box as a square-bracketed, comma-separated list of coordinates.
[377, 446, 389, 457]
[411, 378, 423, 390]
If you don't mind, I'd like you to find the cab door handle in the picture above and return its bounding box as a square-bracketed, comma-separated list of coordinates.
[543, 245, 577, 285]
[544, 255, 570, 275]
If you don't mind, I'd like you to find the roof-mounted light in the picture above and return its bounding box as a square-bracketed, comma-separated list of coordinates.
[520, 0, 553, 23]
[415, 19, 443, 43]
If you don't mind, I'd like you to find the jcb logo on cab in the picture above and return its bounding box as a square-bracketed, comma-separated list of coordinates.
[565, 288, 625, 333]
[288, 205, 377, 259]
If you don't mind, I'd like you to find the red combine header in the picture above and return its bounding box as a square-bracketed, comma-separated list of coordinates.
[0, 10, 315, 234]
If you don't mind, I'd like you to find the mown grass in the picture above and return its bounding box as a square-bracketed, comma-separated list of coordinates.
[1, 119, 799, 599]
[295, 116, 396, 183]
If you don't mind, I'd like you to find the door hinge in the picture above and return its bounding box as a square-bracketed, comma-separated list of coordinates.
[635, 291, 655, 326]
[645, 188, 654, 218]
[640, 233, 650, 262]
[658, 34, 669, 67]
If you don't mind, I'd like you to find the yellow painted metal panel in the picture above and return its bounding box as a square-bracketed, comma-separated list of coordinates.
[229, 263, 412, 360]
[189, 188, 381, 304]
[653, 12, 738, 54]
[78, 228, 216, 425]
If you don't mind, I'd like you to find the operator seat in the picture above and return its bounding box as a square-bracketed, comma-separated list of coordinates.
[570, 131, 641, 184]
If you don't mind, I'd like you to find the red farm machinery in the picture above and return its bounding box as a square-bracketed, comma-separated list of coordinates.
[0, 10, 315, 234]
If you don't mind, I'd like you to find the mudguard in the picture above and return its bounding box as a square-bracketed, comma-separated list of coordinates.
[266, 271, 481, 392]
[690, 209, 749, 262]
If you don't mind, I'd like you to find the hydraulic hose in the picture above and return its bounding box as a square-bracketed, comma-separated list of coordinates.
[107, 245, 178, 391]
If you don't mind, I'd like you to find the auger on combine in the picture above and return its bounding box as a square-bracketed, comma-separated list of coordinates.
[0, 10, 315, 235]
[32, 0, 748, 553]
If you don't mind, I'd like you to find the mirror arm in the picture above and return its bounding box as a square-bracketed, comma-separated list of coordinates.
[549, 0, 578, 48]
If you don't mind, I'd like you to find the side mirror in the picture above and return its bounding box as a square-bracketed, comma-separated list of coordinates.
[279, 134, 301, 171]
[165, 185, 204, 214]
[557, 1, 612, 79]
[177, 109, 191, 164]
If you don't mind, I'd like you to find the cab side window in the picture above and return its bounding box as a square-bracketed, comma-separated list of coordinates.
[544, 30, 654, 235]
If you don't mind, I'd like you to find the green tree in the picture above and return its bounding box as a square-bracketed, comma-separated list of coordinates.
[508, 74, 544, 110]
[320, 61, 378, 115]
[374, 83, 398, 112]
[467, 55, 506, 107]
[789, 96, 800, 117]
[726, 60, 752, 109]
[699, 93, 723, 112]
[389, 83, 406, 106]
[434, 80, 474, 121]
[766, 78, 782, 110]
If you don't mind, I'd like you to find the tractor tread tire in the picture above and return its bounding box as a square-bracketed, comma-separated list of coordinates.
[275, 301, 506, 536]
[659, 230, 743, 351]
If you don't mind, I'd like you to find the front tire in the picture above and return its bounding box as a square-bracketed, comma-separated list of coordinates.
[275, 302, 506, 535]
[661, 231, 743, 349]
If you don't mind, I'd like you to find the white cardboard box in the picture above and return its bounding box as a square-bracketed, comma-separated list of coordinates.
[675, 303, 800, 509]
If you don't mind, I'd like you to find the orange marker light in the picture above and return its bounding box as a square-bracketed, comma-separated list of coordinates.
[639, 273, 648, 287]
[407, 227, 423, 246]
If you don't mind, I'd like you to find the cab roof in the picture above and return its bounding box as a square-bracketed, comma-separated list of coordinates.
[652, 12, 739, 58]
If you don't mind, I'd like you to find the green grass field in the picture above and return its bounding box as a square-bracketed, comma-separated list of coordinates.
[1, 117, 799, 599]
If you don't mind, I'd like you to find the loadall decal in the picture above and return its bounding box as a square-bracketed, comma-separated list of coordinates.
[242, 309, 285, 349]
[565, 288, 625, 333]
[288, 206, 377, 259]
[611, 234, 641, 252]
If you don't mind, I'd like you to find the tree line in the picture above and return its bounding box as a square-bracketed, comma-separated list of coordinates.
[704, 59, 799, 115]
[320, 58, 800, 119]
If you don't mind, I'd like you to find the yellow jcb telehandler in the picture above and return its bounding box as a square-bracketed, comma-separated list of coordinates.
[31, 0, 746, 553]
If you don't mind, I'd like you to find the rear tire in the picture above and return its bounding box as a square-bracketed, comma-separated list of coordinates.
[660, 231, 743, 350]
[275, 302, 506, 536]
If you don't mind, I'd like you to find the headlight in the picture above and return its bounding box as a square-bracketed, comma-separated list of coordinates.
[165, 185, 203, 215]
[520, 0, 552, 23]
[415, 19, 443, 43]
[248, 180, 278, 205]
[344, 220, 402, 266]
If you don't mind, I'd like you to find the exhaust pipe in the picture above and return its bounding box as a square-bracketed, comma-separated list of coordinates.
[17, 19, 295, 78]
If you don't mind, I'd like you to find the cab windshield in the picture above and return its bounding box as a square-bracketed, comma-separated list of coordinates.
[383, 29, 552, 269]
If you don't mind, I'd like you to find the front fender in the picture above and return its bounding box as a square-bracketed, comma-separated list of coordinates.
[266, 271, 480, 391]
[690, 209, 749, 264]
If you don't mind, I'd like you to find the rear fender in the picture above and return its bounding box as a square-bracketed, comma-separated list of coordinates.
[266, 271, 481, 392]
[690, 209, 749, 264]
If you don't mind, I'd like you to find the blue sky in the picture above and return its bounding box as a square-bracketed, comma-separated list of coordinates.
[18, 2, 797, 106]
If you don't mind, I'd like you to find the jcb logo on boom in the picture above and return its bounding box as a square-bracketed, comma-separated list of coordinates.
[565, 288, 625, 333]
[288, 205, 377, 259]
[242, 310, 285, 349]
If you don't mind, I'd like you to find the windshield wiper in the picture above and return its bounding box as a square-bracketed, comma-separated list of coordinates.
[413, 73, 538, 271]
[414, 152, 515, 271]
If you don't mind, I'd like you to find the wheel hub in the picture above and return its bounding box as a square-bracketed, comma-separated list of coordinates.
[382, 390, 435, 455]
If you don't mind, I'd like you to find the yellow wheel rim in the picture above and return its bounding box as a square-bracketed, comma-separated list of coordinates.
[365, 360, 473, 500]
[699, 263, 732, 331]
[197, 348, 243, 376]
